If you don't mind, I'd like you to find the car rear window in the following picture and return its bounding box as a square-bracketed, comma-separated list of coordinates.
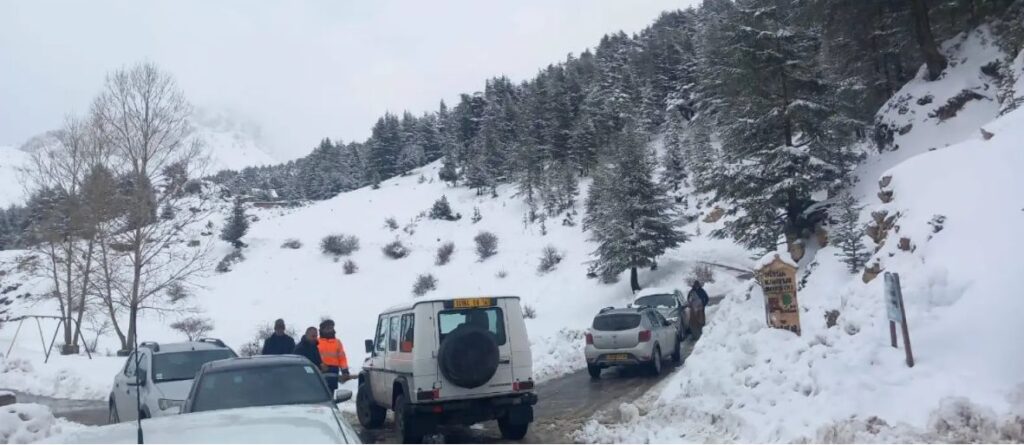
[190, 364, 329, 413]
[592, 313, 641, 331]
[634, 294, 678, 308]
[152, 349, 236, 382]
[438, 307, 506, 345]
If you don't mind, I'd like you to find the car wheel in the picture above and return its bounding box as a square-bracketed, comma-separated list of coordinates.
[108, 401, 119, 424]
[587, 364, 601, 379]
[498, 416, 530, 440]
[356, 381, 386, 429]
[671, 340, 683, 365]
[648, 346, 662, 376]
[394, 393, 423, 444]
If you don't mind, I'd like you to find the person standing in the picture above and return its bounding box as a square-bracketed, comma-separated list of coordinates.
[687, 281, 709, 339]
[261, 319, 296, 355]
[293, 327, 322, 367]
[316, 319, 350, 391]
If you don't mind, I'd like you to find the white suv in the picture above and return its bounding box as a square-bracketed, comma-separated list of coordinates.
[356, 296, 537, 443]
[108, 339, 236, 422]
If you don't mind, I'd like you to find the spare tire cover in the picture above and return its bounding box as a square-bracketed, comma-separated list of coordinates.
[437, 326, 500, 388]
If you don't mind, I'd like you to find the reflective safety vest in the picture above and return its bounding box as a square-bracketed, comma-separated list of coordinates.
[317, 338, 349, 369]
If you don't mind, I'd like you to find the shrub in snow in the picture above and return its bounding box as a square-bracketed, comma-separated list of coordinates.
[537, 245, 563, 274]
[691, 263, 715, 284]
[496, 269, 508, 279]
[831, 193, 871, 273]
[471, 207, 482, 223]
[320, 234, 360, 257]
[166, 282, 190, 303]
[215, 250, 244, 273]
[160, 203, 175, 221]
[187, 240, 200, 247]
[280, 239, 302, 249]
[343, 259, 358, 275]
[435, 242, 455, 265]
[384, 217, 399, 231]
[170, 316, 215, 341]
[474, 231, 498, 260]
[412, 274, 437, 297]
[429, 195, 461, 221]
[183, 179, 203, 195]
[382, 240, 410, 259]
[522, 304, 537, 319]
[240, 322, 298, 357]
[220, 199, 249, 248]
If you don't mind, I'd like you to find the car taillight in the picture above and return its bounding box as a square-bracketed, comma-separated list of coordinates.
[638, 330, 652, 342]
[585, 333, 594, 345]
[513, 380, 534, 391]
[416, 388, 440, 401]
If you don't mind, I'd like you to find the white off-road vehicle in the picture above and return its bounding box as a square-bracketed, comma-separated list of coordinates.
[356, 296, 537, 443]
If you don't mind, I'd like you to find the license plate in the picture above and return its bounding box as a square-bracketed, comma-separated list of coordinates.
[451, 297, 494, 308]
[605, 354, 629, 361]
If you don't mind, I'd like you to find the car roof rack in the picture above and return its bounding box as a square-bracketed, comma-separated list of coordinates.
[139, 341, 160, 352]
[198, 338, 227, 348]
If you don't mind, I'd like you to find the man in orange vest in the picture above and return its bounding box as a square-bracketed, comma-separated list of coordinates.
[317, 319, 350, 391]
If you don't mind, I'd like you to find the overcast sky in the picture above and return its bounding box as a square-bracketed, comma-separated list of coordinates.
[0, 1, 695, 160]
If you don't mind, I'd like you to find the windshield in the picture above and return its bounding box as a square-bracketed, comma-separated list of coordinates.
[592, 313, 641, 331]
[152, 349, 236, 382]
[190, 364, 330, 413]
[635, 294, 678, 308]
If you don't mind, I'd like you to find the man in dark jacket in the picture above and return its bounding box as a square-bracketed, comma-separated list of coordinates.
[261, 319, 296, 355]
[293, 326, 321, 367]
[690, 281, 710, 306]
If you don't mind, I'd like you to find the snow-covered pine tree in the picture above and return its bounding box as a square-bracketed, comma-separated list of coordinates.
[659, 116, 687, 198]
[584, 126, 687, 291]
[220, 199, 249, 248]
[831, 192, 871, 273]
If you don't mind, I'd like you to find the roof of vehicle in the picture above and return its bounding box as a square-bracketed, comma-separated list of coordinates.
[44, 404, 359, 444]
[141, 340, 230, 354]
[594, 307, 649, 317]
[379, 295, 521, 315]
[633, 287, 679, 300]
[200, 355, 311, 373]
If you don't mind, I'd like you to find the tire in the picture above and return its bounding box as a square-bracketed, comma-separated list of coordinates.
[498, 417, 530, 440]
[587, 364, 601, 379]
[671, 340, 682, 365]
[356, 381, 386, 429]
[437, 325, 499, 388]
[393, 393, 423, 444]
[648, 346, 662, 376]
[108, 401, 119, 424]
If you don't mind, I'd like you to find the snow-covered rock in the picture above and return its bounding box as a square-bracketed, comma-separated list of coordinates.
[0, 403, 83, 444]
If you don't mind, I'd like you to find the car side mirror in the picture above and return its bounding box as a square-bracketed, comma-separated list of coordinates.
[364, 339, 373, 354]
[333, 389, 353, 403]
[137, 370, 148, 387]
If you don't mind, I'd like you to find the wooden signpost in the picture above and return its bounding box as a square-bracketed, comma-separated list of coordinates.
[757, 254, 801, 336]
[884, 272, 914, 367]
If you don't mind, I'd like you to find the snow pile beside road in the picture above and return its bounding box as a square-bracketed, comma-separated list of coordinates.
[0, 403, 83, 444]
[0, 347, 123, 401]
[578, 28, 1024, 444]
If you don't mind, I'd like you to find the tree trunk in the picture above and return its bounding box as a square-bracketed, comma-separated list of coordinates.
[909, 0, 948, 81]
[72, 240, 96, 348]
[630, 267, 641, 292]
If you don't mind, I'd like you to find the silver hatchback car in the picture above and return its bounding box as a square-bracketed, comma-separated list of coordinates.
[584, 307, 681, 378]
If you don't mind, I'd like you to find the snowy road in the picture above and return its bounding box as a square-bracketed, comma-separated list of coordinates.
[3, 391, 108, 426]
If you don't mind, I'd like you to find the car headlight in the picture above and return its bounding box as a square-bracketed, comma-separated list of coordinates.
[158, 398, 184, 411]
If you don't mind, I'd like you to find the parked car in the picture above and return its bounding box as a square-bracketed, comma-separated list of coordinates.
[108, 338, 236, 422]
[356, 296, 537, 443]
[632, 287, 688, 337]
[585, 306, 681, 378]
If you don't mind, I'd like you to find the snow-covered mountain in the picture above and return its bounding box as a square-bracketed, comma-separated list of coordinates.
[0, 145, 29, 207]
[191, 109, 278, 173]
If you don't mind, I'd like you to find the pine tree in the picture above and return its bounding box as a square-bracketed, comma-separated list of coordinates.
[584, 126, 688, 291]
[220, 199, 249, 248]
[659, 117, 687, 196]
[831, 192, 871, 273]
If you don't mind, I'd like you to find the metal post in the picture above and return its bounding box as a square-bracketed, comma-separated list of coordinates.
[889, 321, 898, 348]
[44, 319, 62, 364]
[5, 319, 25, 357]
[76, 320, 93, 359]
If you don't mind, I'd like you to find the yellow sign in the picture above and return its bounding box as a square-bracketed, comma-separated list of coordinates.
[605, 354, 629, 361]
[451, 297, 494, 308]
[757, 255, 801, 335]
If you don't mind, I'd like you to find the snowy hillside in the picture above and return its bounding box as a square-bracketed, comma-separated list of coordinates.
[577, 28, 1024, 443]
[192, 109, 277, 172]
[0, 146, 28, 207]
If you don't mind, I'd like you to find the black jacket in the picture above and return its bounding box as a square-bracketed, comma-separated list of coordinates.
[261, 333, 296, 355]
[293, 337, 321, 367]
[691, 287, 710, 306]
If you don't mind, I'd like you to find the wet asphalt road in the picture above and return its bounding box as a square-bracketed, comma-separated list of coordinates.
[4, 391, 108, 426]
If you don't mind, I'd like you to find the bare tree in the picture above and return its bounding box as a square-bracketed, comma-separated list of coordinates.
[170, 316, 214, 341]
[90, 62, 211, 351]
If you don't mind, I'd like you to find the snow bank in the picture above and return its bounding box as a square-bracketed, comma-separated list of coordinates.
[0, 348, 124, 401]
[0, 403, 83, 444]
